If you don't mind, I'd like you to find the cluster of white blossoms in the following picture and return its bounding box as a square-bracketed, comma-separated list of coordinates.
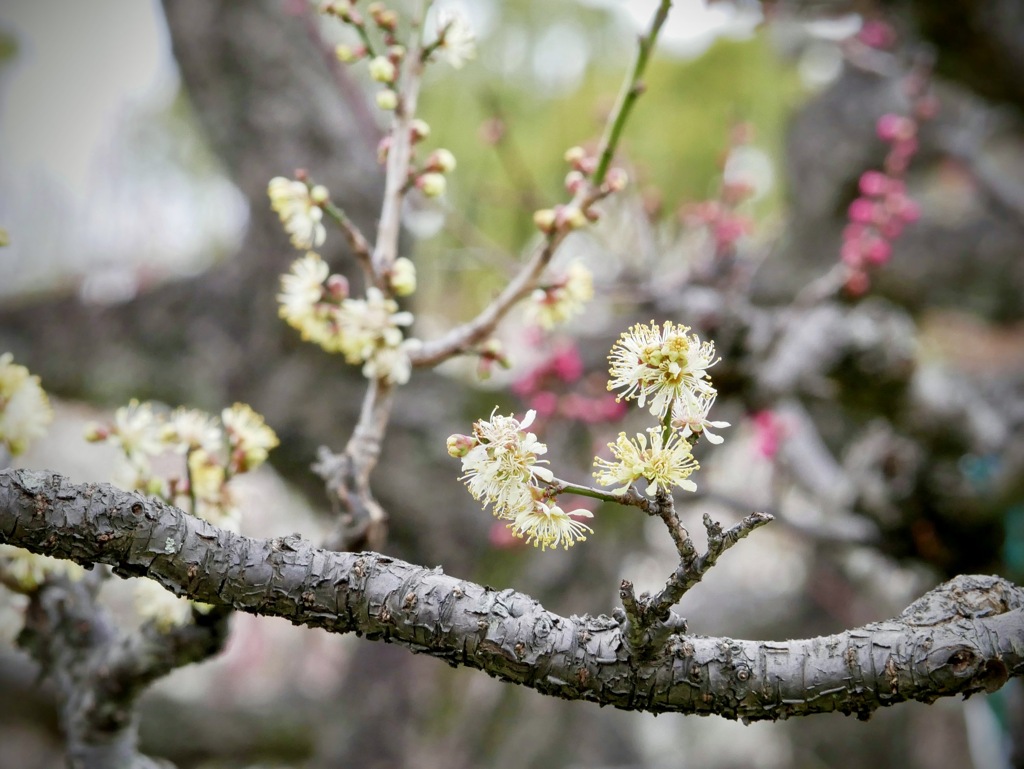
[448, 409, 593, 550]
[268, 177, 327, 250]
[0, 352, 53, 458]
[0, 355, 83, 590]
[277, 252, 418, 385]
[595, 321, 729, 496]
[86, 401, 279, 531]
[526, 261, 595, 330]
[449, 322, 729, 550]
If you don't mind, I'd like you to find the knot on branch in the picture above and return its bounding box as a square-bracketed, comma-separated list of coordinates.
[614, 579, 687, 660]
[900, 573, 1024, 626]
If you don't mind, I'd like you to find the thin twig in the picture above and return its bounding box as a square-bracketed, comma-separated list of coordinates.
[372, 3, 429, 276]
[649, 511, 773, 617]
[323, 201, 380, 288]
[592, 0, 673, 185]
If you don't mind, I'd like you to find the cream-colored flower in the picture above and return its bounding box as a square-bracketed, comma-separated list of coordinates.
[457, 408, 552, 519]
[0, 353, 53, 456]
[334, 287, 414, 365]
[509, 501, 593, 550]
[361, 338, 419, 385]
[435, 10, 476, 69]
[671, 390, 730, 445]
[186, 448, 241, 531]
[108, 400, 164, 465]
[222, 403, 279, 472]
[268, 177, 327, 250]
[607, 321, 718, 418]
[526, 261, 594, 330]
[162, 407, 222, 454]
[278, 252, 334, 343]
[593, 428, 699, 496]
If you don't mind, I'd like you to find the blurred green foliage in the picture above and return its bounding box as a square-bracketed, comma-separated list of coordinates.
[418, 31, 803, 255]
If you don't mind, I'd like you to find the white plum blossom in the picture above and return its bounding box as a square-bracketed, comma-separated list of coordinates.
[526, 261, 594, 330]
[593, 428, 700, 496]
[222, 402, 279, 472]
[508, 501, 593, 550]
[671, 390, 730, 445]
[607, 321, 719, 418]
[453, 409, 553, 520]
[268, 177, 327, 250]
[435, 10, 476, 69]
[0, 352, 53, 457]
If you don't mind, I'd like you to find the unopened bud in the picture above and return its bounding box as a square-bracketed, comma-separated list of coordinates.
[426, 148, 457, 174]
[447, 433, 477, 458]
[376, 89, 398, 111]
[417, 172, 447, 198]
[389, 256, 417, 296]
[533, 208, 557, 233]
[368, 56, 397, 83]
[326, 273, 350, 300]
[480, 338, 510, 369]
[559, 205, 587, 230]
[563, 146, 587, 167]
[604, 167, 628, 192]
[564, 170, 586, 194]
[335, 44, 357, 63]
[84, 423, 108, 442]
[309, 185, 330, 205]
[410, 119, 431, 142]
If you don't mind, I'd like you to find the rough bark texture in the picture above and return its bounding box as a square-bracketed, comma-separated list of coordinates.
[3, 468, 1021, 721]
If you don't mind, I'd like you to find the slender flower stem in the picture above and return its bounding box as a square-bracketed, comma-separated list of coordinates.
[548, 476, 652, 511]
[593, 0, 673, 185]
[323, 201, 380, 288]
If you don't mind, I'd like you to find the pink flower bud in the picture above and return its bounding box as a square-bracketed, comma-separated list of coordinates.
[858, 171, 889, 197]
[446, 433, 477, 458]
[864, 238, 892, 265]
[604, 167, 628, 192]
[848, 197, 876, 224]
[876, 113, 914, 143]
[564, 170, 586, 194]
[326, 273, 349, 300]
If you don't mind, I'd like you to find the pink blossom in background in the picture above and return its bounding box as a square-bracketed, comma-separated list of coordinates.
[751, 410, 788, 460]
[857, 19, 897, 50]
[489, 521, 525, 549]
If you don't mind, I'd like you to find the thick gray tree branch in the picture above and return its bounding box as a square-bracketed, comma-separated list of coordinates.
[3, 468, 1021, 721]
